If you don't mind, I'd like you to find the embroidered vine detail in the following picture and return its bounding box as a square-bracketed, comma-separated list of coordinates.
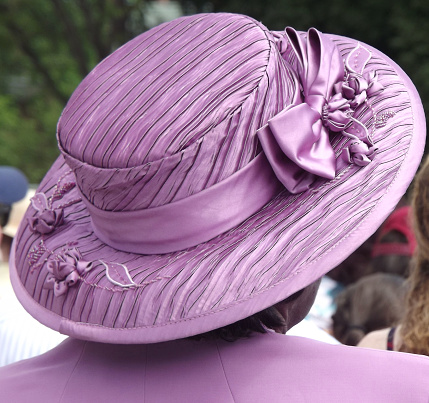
[334, 44, 394, 166]
[100, 261, 171, 290]
[28, 241, 170, 296]
[375, 110, 396, 128]
[51, 181, 76, 203]
[44, 248, 93, 297]
[28, 240, 53, 271]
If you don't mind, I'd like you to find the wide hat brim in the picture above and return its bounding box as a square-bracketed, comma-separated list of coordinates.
[10, 31, 426, 344]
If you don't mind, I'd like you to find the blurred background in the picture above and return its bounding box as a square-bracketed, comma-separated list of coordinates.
[1, 0, 428, 184]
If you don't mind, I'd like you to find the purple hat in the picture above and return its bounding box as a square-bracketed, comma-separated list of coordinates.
[10, 13, 425, 343]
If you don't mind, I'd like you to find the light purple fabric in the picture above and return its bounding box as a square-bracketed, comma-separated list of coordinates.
[82, 153, 283, 254]
[257, 28, 378, 193]
[1, 333, 429, 402]
[29, 193, 64, 235]
[9, 14, 427, 344]
[61, 26, 386, 255]
[257, 28, 342, 193]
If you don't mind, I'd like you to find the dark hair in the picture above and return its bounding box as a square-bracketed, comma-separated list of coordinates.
[0, 203, 11, 228]
[190, 290, 307, 342]
[332, 273, 406, 345]
[190, 306, 285, 342]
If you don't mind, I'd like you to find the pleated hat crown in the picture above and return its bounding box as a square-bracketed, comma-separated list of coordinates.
[59, 13, 296, 211]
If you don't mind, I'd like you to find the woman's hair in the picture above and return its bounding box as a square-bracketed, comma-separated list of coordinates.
[332, 273, 406, 346]
[191, 305, 286, 342]
[0, 203, 11, 228]
[400, 156, 429, 355]
[190, 289, 307, 342]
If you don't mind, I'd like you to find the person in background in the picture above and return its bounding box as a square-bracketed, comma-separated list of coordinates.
[333, 273, 406, 345]
[369, 205, 415, 278]
[359, 156, 429, 355]
[0, 166, 28, 282]
[0, 167, 66, 366]
[322, 203, 415, 340]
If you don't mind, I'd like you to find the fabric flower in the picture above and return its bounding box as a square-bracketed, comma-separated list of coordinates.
[342, 141, 376, 167]
[322, 93, 351, 132]
[45, 248, 92, 296]
[365, 71, 384, 98]
[29, 208, 64, 234]
[28, 193, 64, 234]
[336, 71, 385, 108]
[344, 74, 368, 107]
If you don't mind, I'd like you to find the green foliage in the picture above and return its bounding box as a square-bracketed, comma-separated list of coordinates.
[1, 0, 428, 184]
[0, 94, 61, 182]
[0, 0, 148, 183]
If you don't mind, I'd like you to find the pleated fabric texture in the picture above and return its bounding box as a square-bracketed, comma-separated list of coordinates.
[10, 13, 426, 343]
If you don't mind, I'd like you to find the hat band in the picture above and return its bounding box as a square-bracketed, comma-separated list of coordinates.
[80, 153, 284, 254]
[74, 30, 383, 255]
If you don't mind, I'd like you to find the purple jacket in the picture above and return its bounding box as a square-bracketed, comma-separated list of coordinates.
[1, 332, 428, 402]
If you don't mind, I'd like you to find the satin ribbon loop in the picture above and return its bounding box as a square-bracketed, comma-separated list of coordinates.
[258, 27, 347, 194]
[258, 28, 384, 194]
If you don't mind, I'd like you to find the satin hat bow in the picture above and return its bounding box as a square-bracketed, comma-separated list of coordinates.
[258, 28, 381, 194]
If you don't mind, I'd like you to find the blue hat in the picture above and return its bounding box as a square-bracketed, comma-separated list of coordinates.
[0, 166, 28, 205]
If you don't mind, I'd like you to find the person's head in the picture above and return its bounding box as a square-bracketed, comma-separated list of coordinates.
[400, 156, 429, 355]
[0, 167, 28, 228]
[332, 273, 406, 345]
[369, 206, 416, 278]
[1, 189, 35, 262]
[326, 236, 376, 285]
[0, 167, 28, 260]
[7, 14, 425, 345]
[193, 279, 321, 341]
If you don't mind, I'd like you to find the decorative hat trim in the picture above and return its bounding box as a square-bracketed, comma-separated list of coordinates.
[11, 14, 423, 344]
[72, 29, 392, 256]
[257, 28, 387, 194]
[30, 242, 171, 297]
[79, 152, 283, 254]
[28, 170, 80, 235]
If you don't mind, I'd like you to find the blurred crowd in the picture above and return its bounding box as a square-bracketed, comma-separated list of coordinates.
[306, 157, 429, 355]
[0, 167, 66, 366]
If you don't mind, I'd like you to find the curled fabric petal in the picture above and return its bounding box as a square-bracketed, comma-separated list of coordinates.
[102, 261, 137, 288]
[31, 193, 49, 212]
[44, 248, 93, 297]
[257, 28, 346, 193]
[345, 43, 371, 75]
[342, 141, 376, 167]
